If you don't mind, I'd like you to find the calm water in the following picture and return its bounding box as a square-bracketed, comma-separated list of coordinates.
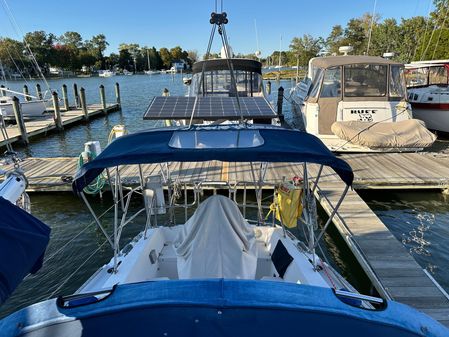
[1, 75, 448, 318]
[360, 190, 449, 293]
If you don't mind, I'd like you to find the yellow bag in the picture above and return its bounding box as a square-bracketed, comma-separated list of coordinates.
[270, 182, 303, 228]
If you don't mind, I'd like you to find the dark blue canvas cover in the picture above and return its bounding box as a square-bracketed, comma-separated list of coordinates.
[1, 280, 447, 336]
[73, 125, 354, 193]
[0, 197, 51, 304]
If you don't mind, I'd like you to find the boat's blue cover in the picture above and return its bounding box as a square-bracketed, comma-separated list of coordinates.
[72, 125, 354, 193]
[0, 280, 447, 336]
[0, 197, 51, 304]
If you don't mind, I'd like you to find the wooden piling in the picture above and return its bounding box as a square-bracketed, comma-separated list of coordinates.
[52, 91, 63, 130]
[79, 87, 89, 121]
[11, 96, 28, 144]
[114, 82, 121, 106]
[35, 84, 42, 100]
[73, 83, 80, 108]
[99, 85, 107, 114]
[266, 81, 271, 95]
[0, 85, 5, 96]
[277, 86, 284, 122]
[62, 84, 69, 111]
[23, 85, 31, 101]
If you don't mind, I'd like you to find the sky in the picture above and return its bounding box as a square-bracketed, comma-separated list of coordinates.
[0, 0, 433, 57]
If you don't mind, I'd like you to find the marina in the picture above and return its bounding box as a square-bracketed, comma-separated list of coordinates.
[1, 0, 449, 336]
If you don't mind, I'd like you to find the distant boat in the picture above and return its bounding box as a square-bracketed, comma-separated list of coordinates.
[98, 70, 115, 77]
[123, 69, 133, 76]
[405, 60, 449, 133]
[145, 49, 160, 75]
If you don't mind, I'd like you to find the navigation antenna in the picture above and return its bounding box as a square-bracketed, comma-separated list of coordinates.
[189, 9, 244, 126]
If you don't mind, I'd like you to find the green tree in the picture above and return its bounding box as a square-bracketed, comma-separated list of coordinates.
[59, 31, 83, 49]
[325, 25, 344, 55]
[343, 18, 367, 54]
[289, 34, 323, 66]
[159, 47, 172, 69]
[89, 34, 108, 68]
[0, 38, 25, 71]
[118, 48, 132, 70]
[23, 31, 55, 70]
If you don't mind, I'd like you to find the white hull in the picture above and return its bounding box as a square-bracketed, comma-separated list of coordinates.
[412, 107, 449, 133]
[0, 100, 47, 118]
[78, 224, 352, 294]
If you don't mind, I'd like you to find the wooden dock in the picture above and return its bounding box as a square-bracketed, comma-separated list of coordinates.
[1, 153, 449, 326]
[0, 82, 121, 148]
[0, 104, 120, 148]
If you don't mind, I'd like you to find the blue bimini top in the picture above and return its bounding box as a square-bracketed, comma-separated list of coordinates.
[72, 125, 354, 194]
[0, 197, 50, 304]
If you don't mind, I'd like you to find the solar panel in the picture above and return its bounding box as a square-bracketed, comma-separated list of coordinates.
[143, 96, 276, 120]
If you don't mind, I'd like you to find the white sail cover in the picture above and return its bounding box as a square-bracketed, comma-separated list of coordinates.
[174, 195, 257, 279]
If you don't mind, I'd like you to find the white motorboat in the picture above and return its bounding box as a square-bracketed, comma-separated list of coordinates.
[406, 60, 449, 133]
[98, 70, 115, 77]
[0, 88, 47, 118]
[290, 55, 436, 152]
[123, 69, 133, 76]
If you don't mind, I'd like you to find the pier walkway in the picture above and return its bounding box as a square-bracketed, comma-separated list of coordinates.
[1, 152, 449, 326]
[0, 104, 120, 148]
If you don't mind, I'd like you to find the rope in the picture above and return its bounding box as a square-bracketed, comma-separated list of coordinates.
[412, 0, 432, 61]
[77, 152, 106, 195]
[431, 5, 449, 60]
[46, 239, 108, 299]
[1, 0, 51, 91]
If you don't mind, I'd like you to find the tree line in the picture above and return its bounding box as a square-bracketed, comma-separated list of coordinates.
[0, 30, 197, 76]
[262, 0, 449, 67]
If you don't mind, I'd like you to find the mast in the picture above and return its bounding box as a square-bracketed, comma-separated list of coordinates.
[147, 49, 151, 71]
[278, 34, 282, 68]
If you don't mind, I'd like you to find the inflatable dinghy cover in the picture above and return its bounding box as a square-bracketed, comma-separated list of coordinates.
[0, 197, 51, 304]
[331, 119, 436, 148]
[174, 195, 257, 279]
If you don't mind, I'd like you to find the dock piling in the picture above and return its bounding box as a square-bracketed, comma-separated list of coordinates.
[114, 82, 121, 107]
[12, 96, 28, 144]
[99, 85, 107, 114]
[0, 85, 5, 96]
[73, 83, 80, 108]
[277, 86, 285, 122]
[79, 87, 89, 121]
[266, 81, 271, 96]
[62, 84, 69, 111]
[35, 84, 42, 100]
[52, 91, 63, 130]
[23, 85, 31, 101]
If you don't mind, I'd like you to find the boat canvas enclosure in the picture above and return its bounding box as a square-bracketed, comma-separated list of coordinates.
[190, 58, 263, 97]
[73, 125, 354, 193]
[306, 56, 406, 135]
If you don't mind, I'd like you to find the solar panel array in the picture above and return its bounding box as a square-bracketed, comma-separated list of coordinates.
[143, 96, 276, 120]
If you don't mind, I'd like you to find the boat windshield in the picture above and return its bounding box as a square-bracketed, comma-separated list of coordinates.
[389, 65, 407, 99]
[169, 129, 264, 149]
[191, 69, 262, 97]
[344, 64, 387, 97]
[406, 65, 449, 87]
